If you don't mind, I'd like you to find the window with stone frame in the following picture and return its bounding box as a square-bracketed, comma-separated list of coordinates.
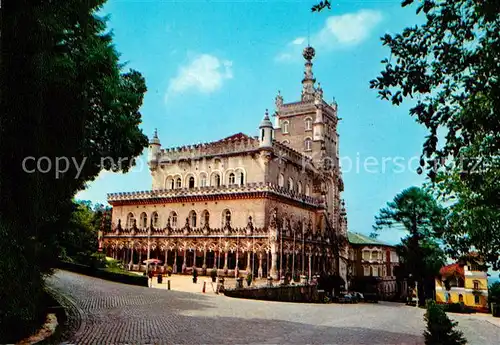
[200, 173, 207, 187]
[189, 211, 197, 228]
[170, 178, 175, 189]
[305, 184, 310, 196]
[170, 212, 177, 228]
[175, 177, 181, 189]
[371, 251, 379, 260]
[151, 212, 159, 228]
[282, 120, 289, 134]
[229, 172, 235, 185]
[473, 280, 480, 290]
[297, 182, 302, 194]
[213, 173, 221, 187]
[372, 266, 379, 277]
[363, 266, 370, 276]
[362, 250, 370, 261]
[239, 171, 244, 185]
[187, 176, 195, 188]
[278, 173, 285, 187]
[305, 117, 312, 131]
[126, 213, 135, 229]
[304, 138, 312, 151]
[140, 212, 147, 228]
[223, 209, 231, 226]
[202, 210, 210, 227]
[287, 177, 294, 191]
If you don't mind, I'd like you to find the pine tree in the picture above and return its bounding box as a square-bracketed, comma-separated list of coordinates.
[424, 300, 467, 345]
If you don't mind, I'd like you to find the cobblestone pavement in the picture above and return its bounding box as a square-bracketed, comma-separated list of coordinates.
[47, 270, 500, 345]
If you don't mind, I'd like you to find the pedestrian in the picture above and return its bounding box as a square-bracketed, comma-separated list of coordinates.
[148, 270, 153, 287]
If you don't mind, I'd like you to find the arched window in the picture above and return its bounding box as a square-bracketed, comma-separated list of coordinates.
[473, 280, 480, 290]
[287, 177, 294, 191]
[228, 172, 235, 185]
[305, 117, 312, 130]
[212, 173, 221, 187]
[166, 177, 174, 190]
[304, 138, 312, 151]
[189, 210, 197, 228]
[202, 210, 210, 227]
[282, 120, 289, 134]
[188, 176, 195, 188]
[297, 182, 302, 194]
[140, 212, 147, 228]
[200, 173, 207, 187]
[305, 184, 310, 196]
[278, 173, 285, 187]
[151, 212, 159, 228]
[459, 294, 464, 303]
[223, 209, 231, 226]
[126, 213, 135, 229]
[372, 266, 379, 277]
[239, 171, 245, 185]
[175, 177, 181, 189]
[170, 211, 177, 228]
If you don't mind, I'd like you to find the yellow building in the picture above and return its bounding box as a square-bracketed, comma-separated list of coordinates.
[435, 259, 488, 312]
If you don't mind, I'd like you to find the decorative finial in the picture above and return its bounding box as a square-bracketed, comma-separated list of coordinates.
[265, 108, 269, 117]
[303, 46, 316, 61]
[154, 128, 158, 138]
[275, 91, 284, 109]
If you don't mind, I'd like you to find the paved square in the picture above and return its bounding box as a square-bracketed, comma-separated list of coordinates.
[47, 271, 500, 344]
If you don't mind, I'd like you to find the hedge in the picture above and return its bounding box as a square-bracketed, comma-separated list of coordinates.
[56, 261, 148, 287]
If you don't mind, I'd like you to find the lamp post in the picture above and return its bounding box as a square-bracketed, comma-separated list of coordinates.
[280, 224, 283, 280]
[292, 224, 296, 279]
[146, 223, 151, 275]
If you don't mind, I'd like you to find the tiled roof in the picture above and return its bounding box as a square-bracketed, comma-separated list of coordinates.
[439, 263, 464, 278]
[347, 232, 391, 246]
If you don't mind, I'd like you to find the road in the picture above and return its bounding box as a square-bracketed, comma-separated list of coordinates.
[47, 270, 500, 344]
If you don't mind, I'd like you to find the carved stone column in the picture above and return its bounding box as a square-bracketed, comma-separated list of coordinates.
[223, 251, 229, 273]
[138, 250, 142, 271]
[173, 252, 178, 274]
[202, 249, 207, 269]
[271, 251, 278, 279]
[246, 251, 251, 273]
[258, 253, 263, 278]
[164, 249, 168, 268]
[182, 250, 187, 273]
[308, 253, 312, 281]
[129, 247, 133, 266]
[286, 253, 290, 271]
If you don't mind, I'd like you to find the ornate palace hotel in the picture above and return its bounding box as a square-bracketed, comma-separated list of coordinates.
[102, 46, 349, 281]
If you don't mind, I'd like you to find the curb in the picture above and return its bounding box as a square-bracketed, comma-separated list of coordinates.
[44, 286, 86, 344]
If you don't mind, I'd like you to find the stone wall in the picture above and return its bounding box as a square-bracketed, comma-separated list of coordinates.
[224, 284, 321, 303]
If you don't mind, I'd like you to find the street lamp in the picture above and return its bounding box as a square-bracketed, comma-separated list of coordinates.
[146, 218, 152, 275]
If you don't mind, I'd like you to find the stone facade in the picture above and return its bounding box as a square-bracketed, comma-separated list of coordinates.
[347, 232, 401, 300]
[103, 46, 349, 281]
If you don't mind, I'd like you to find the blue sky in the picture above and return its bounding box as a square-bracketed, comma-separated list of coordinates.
[77, 0, 429, 245]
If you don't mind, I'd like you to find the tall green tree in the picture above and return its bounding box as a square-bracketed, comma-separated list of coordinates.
[374, 187, 447, 304]
[369, 0, 500, 268]
[1, 1, 147, 341]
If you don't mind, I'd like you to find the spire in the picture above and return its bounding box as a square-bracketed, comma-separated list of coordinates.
[301, 46, 316, 102]
[149, 128, 160, 145]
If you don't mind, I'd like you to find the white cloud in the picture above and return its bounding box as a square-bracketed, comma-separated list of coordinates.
[316, 9, 383, 46]
[275, 9, 383, 62]
[166, 54, 233, 100]
[292, 37, 306, 45]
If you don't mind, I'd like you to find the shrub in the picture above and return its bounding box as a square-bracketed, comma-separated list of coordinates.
[424, 300, 467, 345]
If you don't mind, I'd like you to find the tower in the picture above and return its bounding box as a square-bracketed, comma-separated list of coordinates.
[259, 109, 273, 148]
[301, 46, 316, 102]
[147, 128, 161, 169]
